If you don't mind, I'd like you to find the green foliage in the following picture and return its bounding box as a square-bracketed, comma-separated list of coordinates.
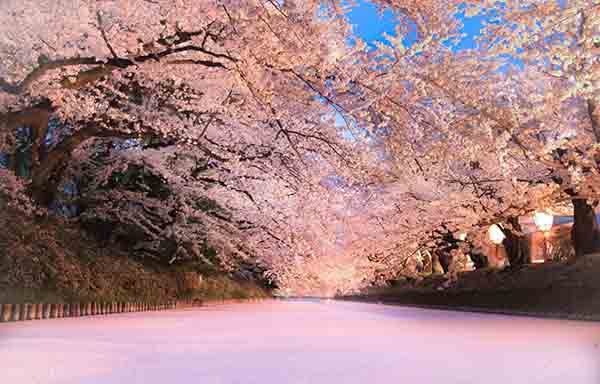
[194, 197, 225, 214]
[106, 164, 171, 200]
[201, 241, 218, 262]
[177, 275, 269, 301]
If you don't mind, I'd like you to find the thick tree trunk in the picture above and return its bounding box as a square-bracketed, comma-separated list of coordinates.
[469, 251, 488, 269]
[438, 253, 452, 274]
[571, 198, 600, 258]
[501, 217, 529, 268]
[2, 102, 157, 205]
[1, 101, 54, 170]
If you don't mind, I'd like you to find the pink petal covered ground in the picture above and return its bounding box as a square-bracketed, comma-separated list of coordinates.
[1, 301, 599, 383]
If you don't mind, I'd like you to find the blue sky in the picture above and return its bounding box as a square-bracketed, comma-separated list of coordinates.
[345, 1, 524, 71]
[346, 0, 487, 50]
[346, 1, 401, 46]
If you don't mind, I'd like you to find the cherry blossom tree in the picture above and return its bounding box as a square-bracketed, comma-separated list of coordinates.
[348, 0, 600, 269]
[0, 0, 374, 293]
[5, 0, 600, 296]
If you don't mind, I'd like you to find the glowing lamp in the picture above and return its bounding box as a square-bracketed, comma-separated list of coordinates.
[488, 224, 505, 245]
[534, 211, 553, 262]
[533, 211, 553, 233]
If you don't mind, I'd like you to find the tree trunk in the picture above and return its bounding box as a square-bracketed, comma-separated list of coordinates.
[2, 103, 157, 206]
[501, 217, 529, 268]
[571, 198, 600, 258]
[469, 251, 488, 269]
[438, 253, 452, 274]
[422, 251, 433, 274]
[431, 252, 444, 275]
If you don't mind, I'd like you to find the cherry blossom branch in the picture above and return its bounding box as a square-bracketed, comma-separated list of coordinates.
[96, 11, 118, 59]
[586, 100, 600, 144]
[0, 36, 236, 95]
[194, 176, 258, 205]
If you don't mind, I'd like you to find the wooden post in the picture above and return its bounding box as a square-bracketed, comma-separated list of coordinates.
[34, 303, 42, 319]
[49, 304, 58, 318]
[11, 304, 21, 321]
[1, 304, 12, 322]
[23, 303, 32, 320]
[42, 303, 51, 319]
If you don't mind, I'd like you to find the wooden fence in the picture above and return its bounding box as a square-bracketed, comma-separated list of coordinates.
[0, 298, 266, 322]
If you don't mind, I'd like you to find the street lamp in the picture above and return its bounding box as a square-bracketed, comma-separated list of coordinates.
[488, 224, 506, 262]
[533, 211, 553, 262]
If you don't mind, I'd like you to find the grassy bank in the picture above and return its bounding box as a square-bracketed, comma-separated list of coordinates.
[0, 198, 270, 304]
[344, 257, 600, 320]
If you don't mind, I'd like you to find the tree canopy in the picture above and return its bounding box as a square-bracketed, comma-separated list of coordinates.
[1, 0, 600, 295]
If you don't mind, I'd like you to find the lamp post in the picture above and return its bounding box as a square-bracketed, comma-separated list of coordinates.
[533, 211, 553, 262]
[488, 224, 506, 264]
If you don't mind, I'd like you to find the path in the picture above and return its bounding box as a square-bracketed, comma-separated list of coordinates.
[1, 300, 599, 383]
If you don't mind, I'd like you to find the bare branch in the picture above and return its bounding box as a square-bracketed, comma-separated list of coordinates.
[96, 11, 118, 59]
